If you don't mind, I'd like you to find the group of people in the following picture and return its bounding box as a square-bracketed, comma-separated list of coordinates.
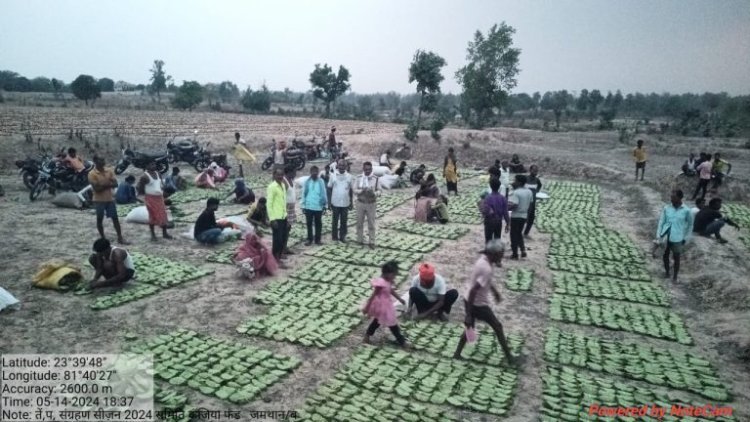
[362, 239, 516, 363]
[633, 139, 734, 203]
[656, 189, 740, 282]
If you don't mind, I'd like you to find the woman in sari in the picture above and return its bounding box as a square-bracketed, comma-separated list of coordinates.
[234, 233, 279, 277]
[195, 168, 216, 189]
[414, 174, 440, 222]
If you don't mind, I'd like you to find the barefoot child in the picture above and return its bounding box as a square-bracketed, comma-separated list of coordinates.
[363, 261, 408, 347]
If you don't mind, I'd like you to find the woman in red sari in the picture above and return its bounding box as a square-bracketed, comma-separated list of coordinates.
[233, 233, 279, 277]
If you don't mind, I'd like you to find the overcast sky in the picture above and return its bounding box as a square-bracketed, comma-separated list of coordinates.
[2, 0, 749, 95]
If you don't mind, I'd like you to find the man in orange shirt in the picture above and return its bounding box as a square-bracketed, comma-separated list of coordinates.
[88, 155, 128, 244]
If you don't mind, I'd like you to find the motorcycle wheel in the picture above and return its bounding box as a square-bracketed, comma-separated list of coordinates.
[30, 179, 46, 201]
[115, 161, 128, 175]
[22, 172, 38, 190]
[295, 156, 306, 171]
[193, 160, 208, 172]
[261, 157, 274, 171]
[157, 161, 169, 174]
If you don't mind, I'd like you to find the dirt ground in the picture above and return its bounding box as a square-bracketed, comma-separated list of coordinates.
[1, 106, 749, 420]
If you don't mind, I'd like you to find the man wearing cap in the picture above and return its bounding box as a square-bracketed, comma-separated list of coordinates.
[407, 263, 459, 322]
[454, 239, 515, 365]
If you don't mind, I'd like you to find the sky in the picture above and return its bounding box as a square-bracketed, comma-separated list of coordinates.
[1, 0, 749, 95]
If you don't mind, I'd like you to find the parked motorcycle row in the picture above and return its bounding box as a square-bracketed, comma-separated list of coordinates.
[14, 136, 233, 202]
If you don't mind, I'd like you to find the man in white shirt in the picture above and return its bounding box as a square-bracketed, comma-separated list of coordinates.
[499, 160, 511, 197]
[508, 174, 533, 259]
[407, 263, 459, 321]
[327, 158, 353, 242]
[273, 139, 287, 171]
[354, 162, 379, 248]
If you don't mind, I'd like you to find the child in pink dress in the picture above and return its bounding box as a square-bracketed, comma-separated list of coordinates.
[362, 260, 408, 347]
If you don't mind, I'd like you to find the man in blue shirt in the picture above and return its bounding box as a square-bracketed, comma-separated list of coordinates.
[656, 189, 694, 282]
[301, 166, 328, 246]
[115, 175, 140, 204]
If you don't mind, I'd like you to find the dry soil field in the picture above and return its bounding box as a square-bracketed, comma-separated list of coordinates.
[1, 105, 749, 421]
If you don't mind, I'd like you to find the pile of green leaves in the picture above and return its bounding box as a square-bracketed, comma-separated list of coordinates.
[376, 191, 414, 217]
[129, 329, 299, 404]
[338, 346, 517, 415]
[154, 385, 194, 422]
[377, 231, 442, 253]
[540, 366, 736, 422]
[722, 203, 750, 228]
[535, 220, 604, 236]
[382, 219, 469, 239]
[549, 294, 692, 344]
[401, 320, 524, 366]
[505, 268, 534, 292]
[90, 253, 213, 310]
[552, 272, 668, 306]
[449, 213, 483, 225]
[205, 247, 236, 265]
[168, 186, 233, 205]
[154, 385, 189, 410]
[544, 327, 730, 400]
[550, 232, 644, 263]
[288, 260, 390, 287]
[548, 255, 650, 281]
[90, 283, 160, 310]
[253, 279, 369, 315]
[305, 243, 421, 270]
[536, 181, 602, 234]
[237, 305, 361, 348]
[130, 252, 214, 287]
[299, 377, 458, 421]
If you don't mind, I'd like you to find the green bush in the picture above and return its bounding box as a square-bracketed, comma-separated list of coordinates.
[403, 122, 419, 141]
[430, 118, 446, 140]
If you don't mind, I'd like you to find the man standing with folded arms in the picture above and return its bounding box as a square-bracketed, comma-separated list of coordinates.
[328, 158, 353, 243]
[267, 168, 288, 263]
[355, 161, 379, 248]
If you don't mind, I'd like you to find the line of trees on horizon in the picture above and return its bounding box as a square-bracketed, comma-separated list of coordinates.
[2, 21, 749, 140]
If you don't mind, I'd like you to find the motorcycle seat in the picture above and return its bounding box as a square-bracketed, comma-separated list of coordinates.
[135, 151, 166, 160]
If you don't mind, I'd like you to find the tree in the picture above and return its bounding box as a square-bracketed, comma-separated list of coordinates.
[171, 81, 203, 110]
[356, 95, 375, 119]
[309, 63, 351, 116]
[51, 78, 64, 99]
[588, 89, 603, 116]
[218, 81, 240, 103]
[540, 90, 570, 129]
[408, 49, 447, 130]
[30, 77, 52, 92]
[455, 23, 520, 128]
[149, 59, 171, 102]
[70, 74, 101, 105]
[576, 89, 589, 112]
[203, 83, 220, 106]
[241, 84, 271, 113]
[97, 77, 114, 92]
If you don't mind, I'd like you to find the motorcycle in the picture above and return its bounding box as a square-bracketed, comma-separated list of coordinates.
[15, 156, 42, 190]
[30, 158, 93, 201]
[166, 137, 200, 165]
[115, 146, 169, 175]
[293, 138, 322, 161]
[192, 142, 231, 173]
[260, 143, 306, 172]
